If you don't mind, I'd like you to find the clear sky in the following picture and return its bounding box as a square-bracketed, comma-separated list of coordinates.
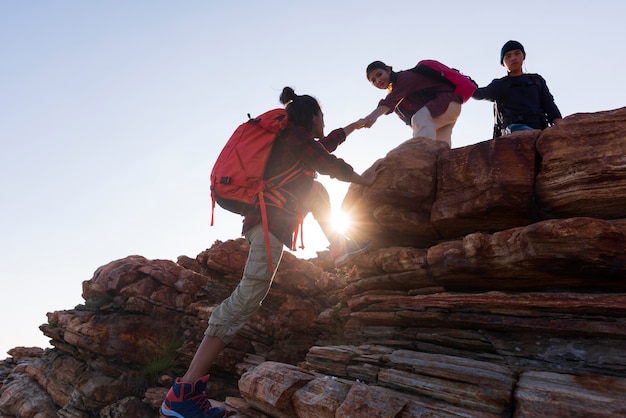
[1, 1, 624, 356]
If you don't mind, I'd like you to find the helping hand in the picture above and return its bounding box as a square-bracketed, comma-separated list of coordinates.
[354, 118, 368, 129]
[363, 115, 376, 128]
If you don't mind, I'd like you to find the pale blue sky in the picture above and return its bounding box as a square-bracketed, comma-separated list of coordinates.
[1, 1, 624, 356]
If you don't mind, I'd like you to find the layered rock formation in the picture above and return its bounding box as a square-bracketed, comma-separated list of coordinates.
[1, 107, 625, 417]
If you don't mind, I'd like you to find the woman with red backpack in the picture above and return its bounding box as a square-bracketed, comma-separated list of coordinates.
[160, 87, 374, 418]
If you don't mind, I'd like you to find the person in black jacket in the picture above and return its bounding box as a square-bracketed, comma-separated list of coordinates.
[473, 40, 562, 138]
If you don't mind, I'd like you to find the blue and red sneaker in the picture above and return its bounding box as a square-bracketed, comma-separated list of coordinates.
[160, 375, 228, 418]
[330, 239, 373, 267]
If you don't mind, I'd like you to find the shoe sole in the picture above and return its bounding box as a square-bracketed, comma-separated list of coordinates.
[160, 407, 228, 418]
[334, 241, 372, 267]
[160, 406, 228, 418]
[160, 405, 183, 418]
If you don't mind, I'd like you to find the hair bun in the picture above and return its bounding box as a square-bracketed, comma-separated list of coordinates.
[279, 87, 297, 105]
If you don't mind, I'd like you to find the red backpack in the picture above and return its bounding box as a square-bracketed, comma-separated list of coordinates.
[210, 108, 308, 270]
[411, 59, 477, 103]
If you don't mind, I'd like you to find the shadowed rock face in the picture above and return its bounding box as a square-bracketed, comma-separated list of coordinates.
[1, 106, 626, 418]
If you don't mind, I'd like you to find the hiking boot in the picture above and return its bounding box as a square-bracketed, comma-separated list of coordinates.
[330, 240, 372, 267]
[160, 375, 228, 418]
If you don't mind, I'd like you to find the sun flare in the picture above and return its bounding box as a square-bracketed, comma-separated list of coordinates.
[332, 210, 351, 235]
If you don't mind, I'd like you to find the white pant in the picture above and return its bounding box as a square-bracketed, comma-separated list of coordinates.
[410, 101, 462, 146]
[205, 224, 283, 345]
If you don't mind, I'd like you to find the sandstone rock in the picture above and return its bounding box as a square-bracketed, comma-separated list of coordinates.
[341, 291, 626, 375]
[432, 131, 539, 238]
[6, 347, 45, 359]
[378, 349, 514, 415]
[0, 372, 59, 417]
[352, 246, 428, 275]
[238, 362, 315, 418]
[3, 108, 626, 417]
[98, 396, 154, 417]
[224, 396, 271, 417]
[197, 238, 250, 277]
[143, 386, 168, 409]
[427, 217, 626, 291]
[334, 383, 409, 418]
[342, 137, 448, 248]
[292, 376, 350, 418]
[25, 349, 134, 414]
[514, 371, 626, 417]
[303, 345, 514, 416]
[536, 107, 626, 219]
[241, 353, 513, 418]
[343, 247, 441, 297]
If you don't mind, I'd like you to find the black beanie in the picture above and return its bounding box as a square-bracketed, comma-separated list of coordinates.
[500, 40, 525, 64]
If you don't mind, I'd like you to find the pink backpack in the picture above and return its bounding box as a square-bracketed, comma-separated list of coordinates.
[411, 59, 477, 103]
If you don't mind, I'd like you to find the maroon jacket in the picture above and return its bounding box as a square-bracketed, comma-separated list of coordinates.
[378, 70, 461, 124]
[242, 125, 356, 247]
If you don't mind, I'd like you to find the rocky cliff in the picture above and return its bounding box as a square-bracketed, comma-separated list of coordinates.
[1, 107, 626, 417]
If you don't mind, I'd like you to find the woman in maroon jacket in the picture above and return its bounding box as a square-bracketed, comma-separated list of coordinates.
[362, 60, 463, 146]
[160, 87, 373, 418]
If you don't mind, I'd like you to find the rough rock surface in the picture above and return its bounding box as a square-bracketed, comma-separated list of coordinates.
[1, 106, 625, 417]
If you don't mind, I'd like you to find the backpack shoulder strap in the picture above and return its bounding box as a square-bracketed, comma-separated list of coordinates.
[493, 76, 512, 137]
[497, 75, 513, 104]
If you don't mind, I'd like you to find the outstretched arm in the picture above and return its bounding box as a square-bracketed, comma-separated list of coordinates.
[363, 105, 391, 128]
[346, 170, 375, 186]
[342, 118, 368, 137]
[472, 79, 500, 102]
